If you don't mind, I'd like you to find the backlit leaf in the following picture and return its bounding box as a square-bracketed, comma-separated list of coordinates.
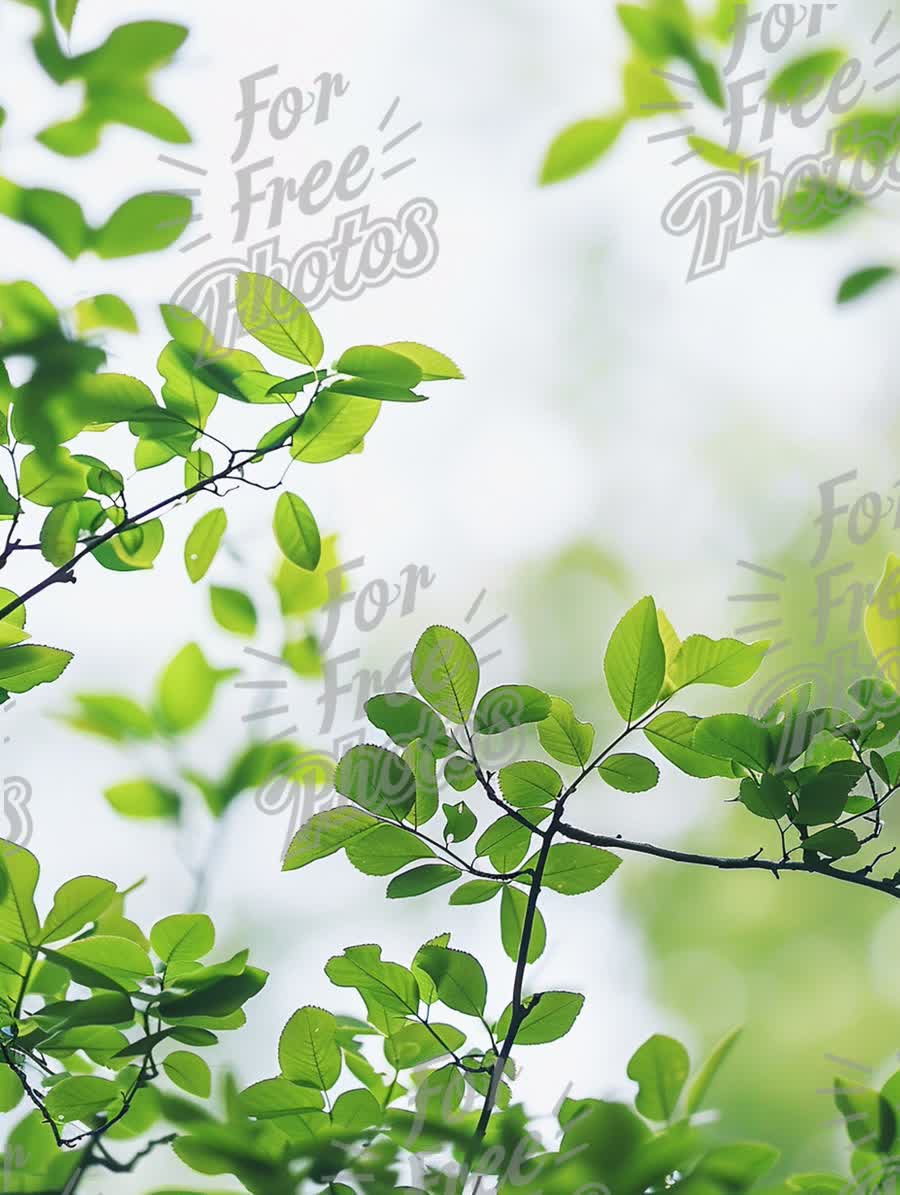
[537, 698, 594, 767]
[279, 1006, 341, 1090]
[412, 626, 479, 723]
[274, 492, 321, 570]
[604, 597, 666, 723]
[235, 273, 324, 367]
[627, 1034, 690, 1121]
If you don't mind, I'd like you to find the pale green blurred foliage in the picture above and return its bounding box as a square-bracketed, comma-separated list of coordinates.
[631, 508, 900, 1171]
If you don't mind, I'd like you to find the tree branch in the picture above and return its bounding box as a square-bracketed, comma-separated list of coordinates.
[555, 821, 900, 900]
[0, 413, 308, 624]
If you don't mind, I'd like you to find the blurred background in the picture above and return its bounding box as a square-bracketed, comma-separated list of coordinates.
[4, 0, 900, 1185]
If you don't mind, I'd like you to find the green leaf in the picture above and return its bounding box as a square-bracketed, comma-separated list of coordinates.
[235, 273, 324, 367]
[865, 555, 900, 682]
[387, 864, 461, 899]
[274, 492, 321, 570]
[92, 193, 193, 258]
[624, 56, 676, 119]
[157, 965, 267, 1021]
[384, 1022, 465, 1069]
[279, 1006, 342, 1090]
[834, 107, 900, 166]
[105, 778, 180, 820]
[412, 626, 479, 723]
[325, 944, 419, 1017]
[0, 646, 71, 694]
[739, 774, 790, 821]
[780, 178, 861, 233]
[282, 633, 322, 679]
[272, 531, 341, 616]
[537, 697, 594, 767]
[474, 685, 551, 735]
[498, 761, 562, 807]
[327, 378, 425, 403]
[159, 305, 271, 402]
[184, 508, 226, 583]
[669, 636, 769, 692]
[0, 841, 40, 944]
[534, 844, 621, 895]
[45, 1076, 122, 1124]
[803, 827, 861, 858]
[240, 1076, 324, 1118]
[0, 476, 17, 522]
[72, 293, 137, 335]
[783, 1175, 844, 1191]
[151, 914, 215, 978]
[39, 503, 79, 566]
[267, 371, 323, 395]
[686, 1027, 742, 1114]
[283, 807, 378, 871]
[627, 1033, 690, 1121]
[40, 876, 116, 943]
[692, 714, 772, 771]
[686, 135, 756, 173]
[540, 118, 624, 185]
[403, 741, 440, 828]
[159, 343, 219, 428]
[443, 800, 478, 844]
[794, 761, 864, 825]
[644, 711, 739, 779]
[0, 593, 25, 634]
[415, 945, 487, 1016]
[155, 643, 235, 734]
[0, 1066, 22, 1113]
[496, 991, 584, 1045]
[218, 742, 330, 812]
[256, 416, 302, 455]
[290, 390, 380, 463]
[334, 745, 417, 818]
[0, 180, 89, 259]
[93, 520, 165, 572]
[476, 811, 547, 873]
[766, 49, 846, 103]
[500, 885, 545, 964]
[834, 1078, 896, 1152]
[56, 0, 80, 34]
[336, 345, 423, 387]
[597, 753, 659, 793]
[444, 756, 477, 792]
[332, 1087, 380, 1132]
[416, 1063, 465, 1117]
[19, 448, 88, 506]
[210, 586, 257, 637]
[345, 824, 435, 876]
[163, 1051, 211, 1098]
[617, 3, 680, 57]
[382, 341, 463, 381]
[604, 596, 666, 723]
[185, 449, 213, 490]
[693, 1142, 780, 1188]
[365, 694, 447, 750]
[53, 935, 153, 992]
[0, 619, 27, 649]
[81, 460, 123, 498]
[449, 880, 502, 906]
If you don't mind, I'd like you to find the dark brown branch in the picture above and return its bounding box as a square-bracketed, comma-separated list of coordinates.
[556, 821, 900, 900]
[0, 422, 303, 624]
[90, 1132, 176, 1173]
